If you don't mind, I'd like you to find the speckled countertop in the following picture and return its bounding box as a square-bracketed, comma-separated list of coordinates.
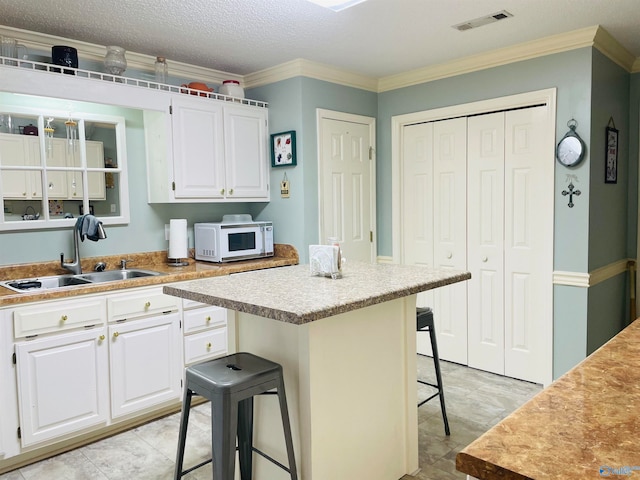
[0, 244, 298, 307]
[163, 262, 471, 325]
[456, 318, 640, 480]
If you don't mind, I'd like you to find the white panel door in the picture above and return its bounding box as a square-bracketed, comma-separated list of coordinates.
[401, 122, 434, 355]
[467, 112, 505, 375]
[171, 96, 225, 198]
[503, 106, 552, 384]
[320, 118, 373, 262]
[432, 117, 468, 364]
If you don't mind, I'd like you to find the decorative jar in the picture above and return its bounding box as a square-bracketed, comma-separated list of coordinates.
[104, 46, 127, 75]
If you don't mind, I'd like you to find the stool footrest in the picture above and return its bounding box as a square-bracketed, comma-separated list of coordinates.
[252, 446, 293, 474]
[177, 458, 212, 478]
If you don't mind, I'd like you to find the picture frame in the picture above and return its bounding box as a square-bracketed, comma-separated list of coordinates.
[605, 125, 618, 184]
[271, 130, 297, 167]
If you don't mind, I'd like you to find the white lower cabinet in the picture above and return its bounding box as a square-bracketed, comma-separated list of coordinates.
[12, 296, 108, 448]
[15, 328, 108, 447]
[109, 313, 181, 418]
[3, 282, 230, 465]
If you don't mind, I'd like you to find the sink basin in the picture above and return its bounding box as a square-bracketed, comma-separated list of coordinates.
[77, 269, 165, 283]
[1, 275, 93, 293]
[1, 269, 165, 293]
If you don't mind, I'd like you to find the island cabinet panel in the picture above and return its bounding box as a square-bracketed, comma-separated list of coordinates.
[15, 327, 109, 447]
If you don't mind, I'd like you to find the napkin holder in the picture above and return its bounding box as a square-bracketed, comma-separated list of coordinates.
[309, 244, 342, 279]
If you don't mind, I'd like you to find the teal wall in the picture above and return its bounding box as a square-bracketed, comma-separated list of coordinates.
[586, 49, 632, 354]
[248, 77, 378, 261]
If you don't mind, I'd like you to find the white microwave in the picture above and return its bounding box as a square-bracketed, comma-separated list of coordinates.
[194, 221, 274, 263]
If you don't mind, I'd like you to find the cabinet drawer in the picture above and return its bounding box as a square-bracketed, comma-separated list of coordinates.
[14, 297, 106, 338]
[183, 305, 226, 334]
[184, 328, 227, 365]
[107, 288, 179, 322]
[183, 298, 211, 310]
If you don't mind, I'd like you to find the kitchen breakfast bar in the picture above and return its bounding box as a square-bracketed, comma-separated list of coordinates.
[164, 262, 470, 480]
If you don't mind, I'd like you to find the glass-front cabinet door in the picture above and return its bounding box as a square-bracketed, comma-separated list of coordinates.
[0, 93, 129, 230]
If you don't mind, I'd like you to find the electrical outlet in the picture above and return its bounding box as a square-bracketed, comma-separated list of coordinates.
[110, 204, 116, 213]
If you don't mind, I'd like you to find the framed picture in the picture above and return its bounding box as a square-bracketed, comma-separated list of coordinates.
[271, 131, 297, 167]
[605, 125, 618, 184]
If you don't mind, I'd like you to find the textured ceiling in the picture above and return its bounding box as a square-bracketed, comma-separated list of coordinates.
[1, 0, 640, 78]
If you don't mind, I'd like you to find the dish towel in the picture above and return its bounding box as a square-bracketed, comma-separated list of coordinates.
[76, 214, 103, 242]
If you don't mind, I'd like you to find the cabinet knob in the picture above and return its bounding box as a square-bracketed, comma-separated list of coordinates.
[22, 192, 26, 196]
[32, 192, 37, 196]
[144, 301, 151, 308]
[482, 256, 488, 263]
[99, 335, 105, 341]
[229, 188, 234, 195]
[220, 188, 225, 195]
[206, 342, 212, 349]
[205, 316, 211, 322]
[113, 331, 120, 338]
[61, 315, 68, 322]
[447, 252, 453, 259]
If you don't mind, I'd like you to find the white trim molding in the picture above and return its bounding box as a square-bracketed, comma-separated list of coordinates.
[3, 23, 638, 93]
[553, 259, 634, 287]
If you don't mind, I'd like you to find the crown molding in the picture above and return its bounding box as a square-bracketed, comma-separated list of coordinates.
[243, 58, 378, 92]
[592, 26, 636, 71]
[0, 25, 242, 86]
[2, 23, 638, 93]
[378, 26, 603, 92]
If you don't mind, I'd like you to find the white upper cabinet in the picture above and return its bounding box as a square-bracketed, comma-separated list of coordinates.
[171, 95, 226, 199]
[147, 94, 269, 203]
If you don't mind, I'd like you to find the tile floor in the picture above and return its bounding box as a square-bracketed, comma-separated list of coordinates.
[0, 357, 541, 480]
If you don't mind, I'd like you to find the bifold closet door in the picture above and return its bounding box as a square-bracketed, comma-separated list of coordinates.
[431, 117, 468, 365]
[402, 118, 467, 364]
[466, 105, 551, 384]
[467, 112, 506, 375]
[402, 122, 435, 355]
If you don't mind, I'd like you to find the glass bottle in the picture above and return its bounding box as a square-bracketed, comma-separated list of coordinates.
[104, 46, 127, 75]
[154, 56, 168, 84]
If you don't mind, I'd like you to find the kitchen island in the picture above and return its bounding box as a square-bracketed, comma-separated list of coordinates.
[456, 318, 640, 480]
[164, 262, 470, 480]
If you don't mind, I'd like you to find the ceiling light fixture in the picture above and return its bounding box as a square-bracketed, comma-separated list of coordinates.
[306, 0, 368, 12]
[453, 10, 513, 31]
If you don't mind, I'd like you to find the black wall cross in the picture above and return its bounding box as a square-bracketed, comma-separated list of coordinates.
[561, 182, 581, 208]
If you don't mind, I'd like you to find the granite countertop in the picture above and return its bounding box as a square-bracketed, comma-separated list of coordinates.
[0, 244, 298, 307]
[456, 319, 640, 480]
[163, 262, 471, 325]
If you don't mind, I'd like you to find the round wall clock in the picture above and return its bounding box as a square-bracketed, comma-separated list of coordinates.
[556, 120, 586, 167]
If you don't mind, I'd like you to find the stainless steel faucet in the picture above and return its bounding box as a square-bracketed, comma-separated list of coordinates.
[60, 218, 107, 275]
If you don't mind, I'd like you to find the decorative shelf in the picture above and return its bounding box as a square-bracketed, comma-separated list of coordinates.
[0, 56, 268, 109]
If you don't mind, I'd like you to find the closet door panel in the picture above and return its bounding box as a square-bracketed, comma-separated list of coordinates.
[504, 106, 553, 384]
[432, 117, 467, 364]
[467, 112, 505, 375]
[402, 123, 435, 355]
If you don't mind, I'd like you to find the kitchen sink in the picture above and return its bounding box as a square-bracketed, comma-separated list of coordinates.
[0, 269, 165, 293]
[77, 269, 165, 283]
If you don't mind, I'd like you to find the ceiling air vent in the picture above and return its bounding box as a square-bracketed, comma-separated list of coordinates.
[453, 10, 513, 32]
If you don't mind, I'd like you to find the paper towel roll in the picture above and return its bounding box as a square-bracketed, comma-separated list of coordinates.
[168, 219, 188, 259]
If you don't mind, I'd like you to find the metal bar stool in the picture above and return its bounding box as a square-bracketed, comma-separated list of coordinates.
[417, 307, 450, 435]
[174, 352, 298, 480]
